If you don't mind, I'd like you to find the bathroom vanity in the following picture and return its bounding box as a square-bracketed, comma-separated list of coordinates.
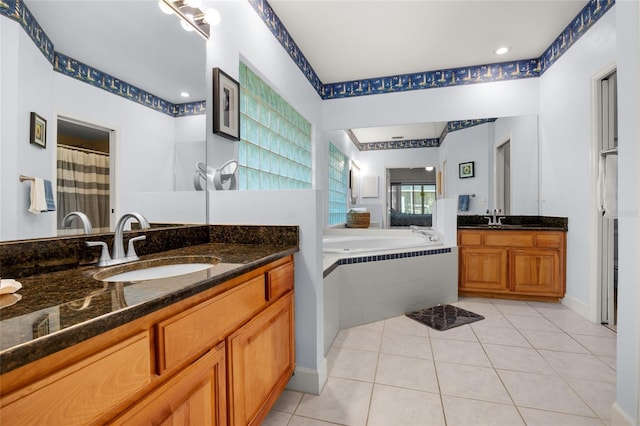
[0, 225, 297, 425]
[457, 216, 567, 302]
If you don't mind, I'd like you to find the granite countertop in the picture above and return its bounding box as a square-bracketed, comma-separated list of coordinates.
[0, 225, 298, 375]
[457, 215, 568, 231]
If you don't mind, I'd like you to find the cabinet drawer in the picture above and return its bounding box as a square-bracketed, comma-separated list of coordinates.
[266, 261, 294, 301]
[458, 231, 482, 246]
[536, 232, 564, 248]
[2, 332, 151, 425]
[483, 232, 535, 248]
[157, 276, 266, 373]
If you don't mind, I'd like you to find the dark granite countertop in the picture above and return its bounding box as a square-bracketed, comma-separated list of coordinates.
[457, 215, 568, 231]
[0, 225, 298, 375]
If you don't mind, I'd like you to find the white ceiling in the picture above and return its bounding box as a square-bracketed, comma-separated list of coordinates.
[23, 0, 587, 142]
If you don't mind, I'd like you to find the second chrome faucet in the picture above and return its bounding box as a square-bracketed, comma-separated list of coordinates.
[87, 212, 150, 267]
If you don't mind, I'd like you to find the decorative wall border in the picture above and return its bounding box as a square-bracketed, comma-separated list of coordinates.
[324, 247, 453, 278]
[252, 0, 615, 100]
[347, 119, 497, 151]
[1, 0, 205, 117]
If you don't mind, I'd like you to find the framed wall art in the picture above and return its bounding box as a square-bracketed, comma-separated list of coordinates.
[212, 67, 240, 141]
[459, 161, 475, 178]
[30, 112, 47, 148]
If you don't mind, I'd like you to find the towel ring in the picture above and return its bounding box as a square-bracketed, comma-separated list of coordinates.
[194, 161, 238, 190]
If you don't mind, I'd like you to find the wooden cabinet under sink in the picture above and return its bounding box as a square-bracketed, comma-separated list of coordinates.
[0, 255, 295, 426]
[458, 229, 566, 301]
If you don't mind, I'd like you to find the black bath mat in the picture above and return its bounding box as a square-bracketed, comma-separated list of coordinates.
[406, 304, 484, 331]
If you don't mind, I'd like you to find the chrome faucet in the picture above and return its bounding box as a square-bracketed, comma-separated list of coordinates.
[61, 211, 93, 234]
[484, 209, 506, 226]
[86, 212, 150, 267]
[410, 225, 439, 241]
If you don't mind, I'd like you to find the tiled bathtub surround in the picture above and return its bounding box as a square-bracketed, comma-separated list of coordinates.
[266, 297, 617, 425]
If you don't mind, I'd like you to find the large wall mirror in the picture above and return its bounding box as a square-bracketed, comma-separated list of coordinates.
[1, 1, 207, 241]
[340, 115, 538, 229]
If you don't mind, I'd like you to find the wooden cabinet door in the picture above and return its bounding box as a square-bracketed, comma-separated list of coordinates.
[459, 247, 508, 292]
[228, 292, 295, 426]
[110, 343, 227, 426]
[510, 249, 562, 296]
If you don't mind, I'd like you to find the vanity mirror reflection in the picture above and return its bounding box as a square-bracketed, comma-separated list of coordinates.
[344, 115, 538, 228]
[1, 0, 208, 242]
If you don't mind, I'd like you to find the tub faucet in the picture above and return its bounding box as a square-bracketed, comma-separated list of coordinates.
[61, 211, 93, 234]
[86, 212, 150, 267]
[410, 225, 439, 241]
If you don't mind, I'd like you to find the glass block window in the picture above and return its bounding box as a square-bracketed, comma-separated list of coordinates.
[328, 143, 348, 225]
[238, 62, 312, 190]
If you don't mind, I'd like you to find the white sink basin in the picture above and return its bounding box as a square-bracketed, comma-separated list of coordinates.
[94, 255, 221, 282]
[99, 263, 215, 282]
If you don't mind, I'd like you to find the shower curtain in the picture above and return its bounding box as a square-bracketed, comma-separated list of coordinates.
[57, 146, 110, 234]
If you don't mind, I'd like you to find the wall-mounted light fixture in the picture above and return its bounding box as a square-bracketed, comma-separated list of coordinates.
[159, 0, 221, 40]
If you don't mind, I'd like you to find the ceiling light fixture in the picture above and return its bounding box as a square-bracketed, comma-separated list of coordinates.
[159, 0, 221, 40]
[494, 46, 510, 55]
[180, 91, 190, 98]
[425, 166, 434, 171]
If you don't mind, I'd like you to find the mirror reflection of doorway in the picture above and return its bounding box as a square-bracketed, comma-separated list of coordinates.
[496, 140, 511, 215]
[386, 167, 437, 228]
[56, 118, 113, 235]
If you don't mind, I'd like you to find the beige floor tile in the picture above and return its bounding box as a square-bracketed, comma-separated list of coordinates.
[380, 332, 432, 359]
[327, 346, 378, 382]
[262, 409, 292, 426]
[599, 355, 617, 371]
[375, 353, 439, 393]
[332, 328, 382, 352]
[272, 389, 304, 413]
[428, 323, 479, 342]
[566, 378, 616, 420]
[518, 407, 604, 426]
[531, 305, 588, 320]
[539, 350, 616, 383]
[295, 377, 372, 426]
[505, 314, 563, 332]
[351, 320, 385, 333]
[471, 313, 515, 329]
[436, 362, 512, 404]
[383, 315, 429, 337]
[483, 344, 556, 375]
[549, 318, 617, 337]
[454, 301, 502, 316]
[367, 384, 445, 426]
[571, 334, 617, 357]
[518, 329, 590, 353]
[288, 415, 342, 426]
[492, 300, 543, 317]
[431, 338, 492, 367]
[472, 323, 531, 347]
[498, 370, 595, 417]
[441, 395, 524, 426]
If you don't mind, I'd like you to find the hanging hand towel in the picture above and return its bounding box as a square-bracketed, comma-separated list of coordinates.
[43, 179, 56, 211]
[603, 154, 617, 218]
[458, 194, 470, 211]
[28, 177, 47, 214]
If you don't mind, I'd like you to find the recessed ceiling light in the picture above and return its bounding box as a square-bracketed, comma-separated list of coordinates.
[494, 46, 510, 55]
[180, 92, 190, 98]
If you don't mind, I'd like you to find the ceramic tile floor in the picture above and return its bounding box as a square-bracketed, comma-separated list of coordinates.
[263, 297, 617, 426]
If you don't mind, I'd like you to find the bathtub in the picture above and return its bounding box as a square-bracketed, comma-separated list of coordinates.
[322, 229, 458, 354]
[323, 232, 440, 253]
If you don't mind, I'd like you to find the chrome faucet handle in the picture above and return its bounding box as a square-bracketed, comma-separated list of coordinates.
[126, 236, 146, 260]
[497, 217, 507, 226]
[86, 241, 112, 267]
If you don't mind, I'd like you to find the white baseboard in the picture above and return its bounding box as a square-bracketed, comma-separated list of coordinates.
[285, 358, 328, 395]
[611, 402, 635, 426]
[561, 294, 592, 320]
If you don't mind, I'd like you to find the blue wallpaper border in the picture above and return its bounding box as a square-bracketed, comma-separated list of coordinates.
[347, 118, 497, 151]
[1, 0, 205, 117]
[252, 0, 615, 100]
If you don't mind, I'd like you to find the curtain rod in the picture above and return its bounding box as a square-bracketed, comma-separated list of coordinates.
[58, 144, 108, 156]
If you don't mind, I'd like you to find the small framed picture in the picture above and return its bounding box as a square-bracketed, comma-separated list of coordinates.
[30, 112, 47, 148]
[212, 67, 240, 141]
[459, 161, 475, 178]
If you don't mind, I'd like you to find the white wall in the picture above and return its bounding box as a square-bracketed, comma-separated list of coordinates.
[202, 1, 326, 394]
[439, 124, 492, 215]
[538, 10, 617, 318]
[614, 1, 640, 423]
